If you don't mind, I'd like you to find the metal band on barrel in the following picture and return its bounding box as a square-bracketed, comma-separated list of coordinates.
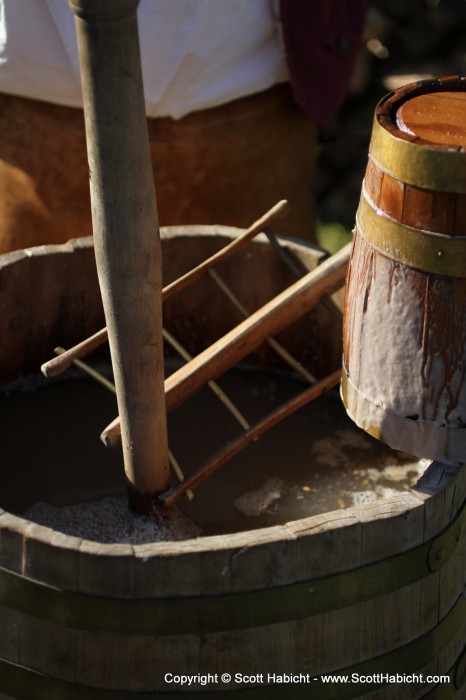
[356, 189, 466, 277]
[0, 496, 464, 636]
[369, 113, 466, 193]
[0, 595, 464, 698]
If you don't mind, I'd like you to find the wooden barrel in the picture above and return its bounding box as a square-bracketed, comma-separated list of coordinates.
[343, 75, 466, 464]
[0, 230, 465, 698]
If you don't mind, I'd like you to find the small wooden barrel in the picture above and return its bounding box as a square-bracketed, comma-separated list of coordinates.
[0, 231, 465, 698]
[343, 76, 466, 463]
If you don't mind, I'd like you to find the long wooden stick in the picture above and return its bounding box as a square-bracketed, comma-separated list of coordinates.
[40, 200, 289, 378]
[102, 243, 350, 447]
[69, 0, 169, 512]
[162, 199, 289, 299]
[44, 328, 109, 375]
[160, 369, 342, 507]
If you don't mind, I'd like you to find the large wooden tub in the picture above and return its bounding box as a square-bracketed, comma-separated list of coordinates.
[0, 230, 464, 698]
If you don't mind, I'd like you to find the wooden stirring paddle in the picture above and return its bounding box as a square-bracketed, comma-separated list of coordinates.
[69, 0, 169, 513]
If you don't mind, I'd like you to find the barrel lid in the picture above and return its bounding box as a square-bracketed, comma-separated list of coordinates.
[369, 76, 466, 192]
[396, 92, 466, 148]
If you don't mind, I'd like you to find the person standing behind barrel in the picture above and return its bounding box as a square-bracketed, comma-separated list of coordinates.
[0, 0, 367, 253]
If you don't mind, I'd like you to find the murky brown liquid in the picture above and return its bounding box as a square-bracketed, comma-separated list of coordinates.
[0, 365, 426, 537]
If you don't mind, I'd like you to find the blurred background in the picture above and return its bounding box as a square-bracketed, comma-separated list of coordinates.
[316, 0, 466, 252]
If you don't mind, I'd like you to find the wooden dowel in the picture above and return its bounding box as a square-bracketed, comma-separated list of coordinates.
[264, 228, 309, 278]
[163, 242, 349, 411]
[265, 227, 343, 321]
[208, 268, 317, 384]
[163, 329, 249, 429]
[159, 369, 342, 507]
[42, 328, 109, 378]
[168, 451, 194, 501]
[54, 346, 116, 394]
[40, 200, 289, 378]
[101, 415, 123, 448]
[162, 199, 289, 300]
[101, 243, 350, 447]
[100, 326, 251, 448]
[55, 348, 191, 495]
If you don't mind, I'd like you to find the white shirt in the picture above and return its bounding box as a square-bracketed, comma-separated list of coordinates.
[0, 0, 288, 119]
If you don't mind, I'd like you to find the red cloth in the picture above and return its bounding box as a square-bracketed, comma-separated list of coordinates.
[280, 0, 368, 128]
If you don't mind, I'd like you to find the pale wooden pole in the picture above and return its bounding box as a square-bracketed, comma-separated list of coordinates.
[68, 0, 169, 513]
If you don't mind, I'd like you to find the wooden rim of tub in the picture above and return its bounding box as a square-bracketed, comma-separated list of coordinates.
[0, 474, 464, 634]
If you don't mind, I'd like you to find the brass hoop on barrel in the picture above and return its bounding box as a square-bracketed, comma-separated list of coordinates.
[369, 115, 466, 193]
[356, 189, 466, 277]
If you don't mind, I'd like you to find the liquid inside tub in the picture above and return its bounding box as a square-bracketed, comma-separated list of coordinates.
[0, 362, 427, 541]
